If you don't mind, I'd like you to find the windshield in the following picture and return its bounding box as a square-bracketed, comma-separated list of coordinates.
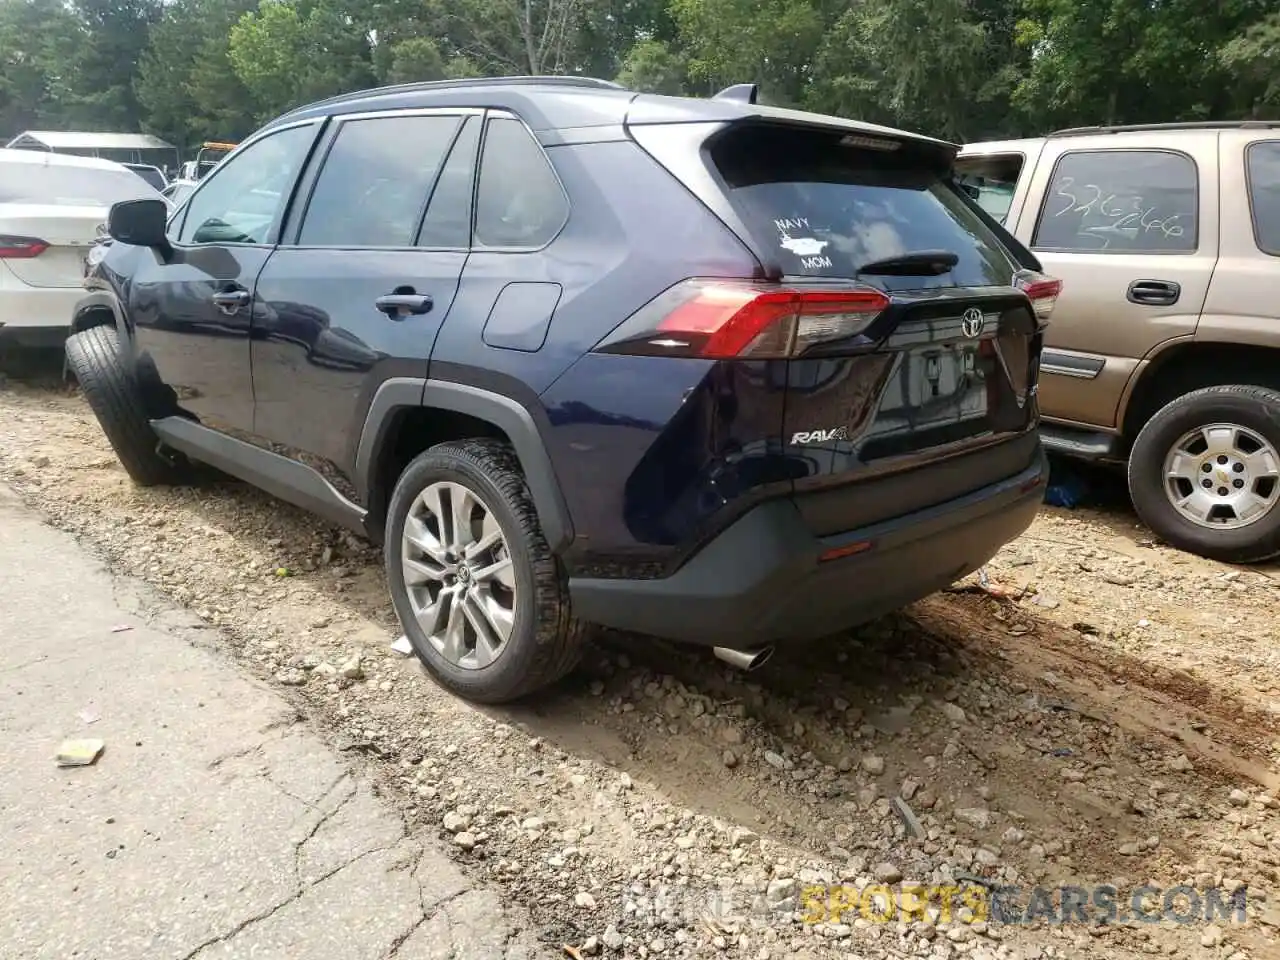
[710, 124, 1016, 292]
[0, 162, 158, 207]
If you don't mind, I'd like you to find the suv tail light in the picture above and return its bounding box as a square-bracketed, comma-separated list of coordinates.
[1014, 269, 1062, 321]
[595, 279, 891, 360]
[0, 235, 49, 259]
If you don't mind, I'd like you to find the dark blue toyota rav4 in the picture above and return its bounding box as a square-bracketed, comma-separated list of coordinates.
[66, 77, 1057, 703]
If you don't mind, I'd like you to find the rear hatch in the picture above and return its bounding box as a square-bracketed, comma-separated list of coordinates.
[627, 114, 1056, 535]
[0, 203, 108, 288]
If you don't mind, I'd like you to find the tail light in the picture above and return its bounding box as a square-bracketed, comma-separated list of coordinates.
[0, 235, 49, 259]
[594, 279, 891, 360]
[1014, 269, 1062, 322]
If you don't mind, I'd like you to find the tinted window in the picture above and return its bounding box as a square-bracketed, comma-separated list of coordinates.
[178, 123, 316, 245]
[954, 154, 1024, 226]
[298, 115, 460, 247]
[418, 117, 479, 248]
[711, 125, 1016, 291]
[474, 117, 567, 249]
[1247, 141, 1280, 256]
[1033, 150, 1197, 253]
[0, 161, 157, 206]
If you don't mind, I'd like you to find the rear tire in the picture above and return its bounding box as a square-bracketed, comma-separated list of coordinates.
[385, 438, 587, 703]
[1128, 385, 1280, 563]
[65, 324, 190, 487]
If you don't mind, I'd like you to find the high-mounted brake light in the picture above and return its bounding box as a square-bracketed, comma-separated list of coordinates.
[594, 280, 891, 360]
[0, 235, 49, 259]
[1014, 269, 1063, 322]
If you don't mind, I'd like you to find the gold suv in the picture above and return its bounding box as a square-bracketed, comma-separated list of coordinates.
[958, 122, 1280, 563]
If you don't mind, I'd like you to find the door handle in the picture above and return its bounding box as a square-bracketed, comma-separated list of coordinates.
[211, 289, 251, 314]
[1127, 279, 1181, 306]
[375, 292, 433, 318]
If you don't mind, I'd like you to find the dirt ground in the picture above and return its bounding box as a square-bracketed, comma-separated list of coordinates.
[2, 355, 1279, 960]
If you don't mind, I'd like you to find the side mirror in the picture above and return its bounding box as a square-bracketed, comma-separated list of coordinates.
[107, 198, 171, 250]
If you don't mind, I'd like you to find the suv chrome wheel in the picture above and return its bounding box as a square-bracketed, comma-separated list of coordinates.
[402, 480, 515, 669]
[1163, 422, 1280, 530]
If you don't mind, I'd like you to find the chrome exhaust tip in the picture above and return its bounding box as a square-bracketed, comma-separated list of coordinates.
[713, 646, 774, 672]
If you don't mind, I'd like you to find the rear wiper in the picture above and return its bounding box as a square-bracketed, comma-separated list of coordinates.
[855, 250, 959, 276]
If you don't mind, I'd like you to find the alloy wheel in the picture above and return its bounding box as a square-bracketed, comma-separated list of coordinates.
[1162, 422, 1280, 530]
[401, 481, 516, 669]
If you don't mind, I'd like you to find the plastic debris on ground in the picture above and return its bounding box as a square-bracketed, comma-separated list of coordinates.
[56, 739, 105, 767]
[391, 635, 413, 656]
[1043, 457, 1092, 509]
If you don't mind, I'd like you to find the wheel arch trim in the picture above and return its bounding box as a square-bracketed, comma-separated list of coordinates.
[355, 377, 574, 553]
[71, 291, 126, 340]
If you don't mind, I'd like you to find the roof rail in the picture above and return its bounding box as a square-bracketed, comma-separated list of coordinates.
[282, 75, 626, 118]
[1051, 120, 1280, 137]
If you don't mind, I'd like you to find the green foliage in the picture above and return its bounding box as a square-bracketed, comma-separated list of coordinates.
[1220, 11, 1280, 115]
[0, 0, 1277, 153]
[615, 38, 688, 94]
[228, 0, 376, 121]
[137, 0, 259, 147]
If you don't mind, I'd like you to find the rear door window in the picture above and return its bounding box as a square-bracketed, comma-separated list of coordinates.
[418, 116, 480, 249]
[1246, 140, 1280, 256]
[298, 114, 461, 247]
[1032, 149, 1198, 253]
[709, 124, 1017, 292]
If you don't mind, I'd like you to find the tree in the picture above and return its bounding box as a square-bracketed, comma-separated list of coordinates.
[615, 38, 688, 94]
[422, 0, 595, 75]
[1220, 10, 1280, 116]
[1012, 0, 1274, 129]
[0, 0, 81, 135]
[136, 0, 259, 148]
[228, 0, 377, 121]
[54, 0, 165, 129]
[669, 0, 826, 104]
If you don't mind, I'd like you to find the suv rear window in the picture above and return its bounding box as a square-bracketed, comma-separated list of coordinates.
[1247, 140, 1280, 256]
[708, 124, 1016, 291]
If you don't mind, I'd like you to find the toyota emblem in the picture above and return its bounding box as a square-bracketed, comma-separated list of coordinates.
[961, 307, 985, 338]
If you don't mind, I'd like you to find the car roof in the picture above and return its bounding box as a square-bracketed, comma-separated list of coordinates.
[267, 76, 956, 152]
[957, 137, 1046, 156]
[0, 148, 138, 173]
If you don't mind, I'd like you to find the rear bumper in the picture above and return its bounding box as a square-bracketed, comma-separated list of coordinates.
[0, 283, 80, 334]
[569, 444, 1048, 646]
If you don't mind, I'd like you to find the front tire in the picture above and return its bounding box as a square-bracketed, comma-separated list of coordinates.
[384, 438, 587, 703]
[64, 325, 190, 487]
[1128, 385, 1280, 563]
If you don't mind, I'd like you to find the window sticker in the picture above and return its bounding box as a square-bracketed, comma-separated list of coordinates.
[774, 217, 833, 270]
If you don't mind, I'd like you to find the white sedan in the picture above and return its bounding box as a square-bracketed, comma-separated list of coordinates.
[0, 149, 161, 348]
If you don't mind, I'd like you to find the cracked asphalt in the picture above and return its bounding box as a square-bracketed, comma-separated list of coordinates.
[0, 483, 549, 960]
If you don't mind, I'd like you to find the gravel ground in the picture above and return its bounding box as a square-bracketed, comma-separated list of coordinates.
[3, 360, 1280, 960]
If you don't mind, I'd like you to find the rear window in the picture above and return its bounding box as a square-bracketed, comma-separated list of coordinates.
[954, 153, 1025, 225]
[709, 124, 1016, 291]
[1247, 140, 1280, 256]
[0, 161, 157, 207]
